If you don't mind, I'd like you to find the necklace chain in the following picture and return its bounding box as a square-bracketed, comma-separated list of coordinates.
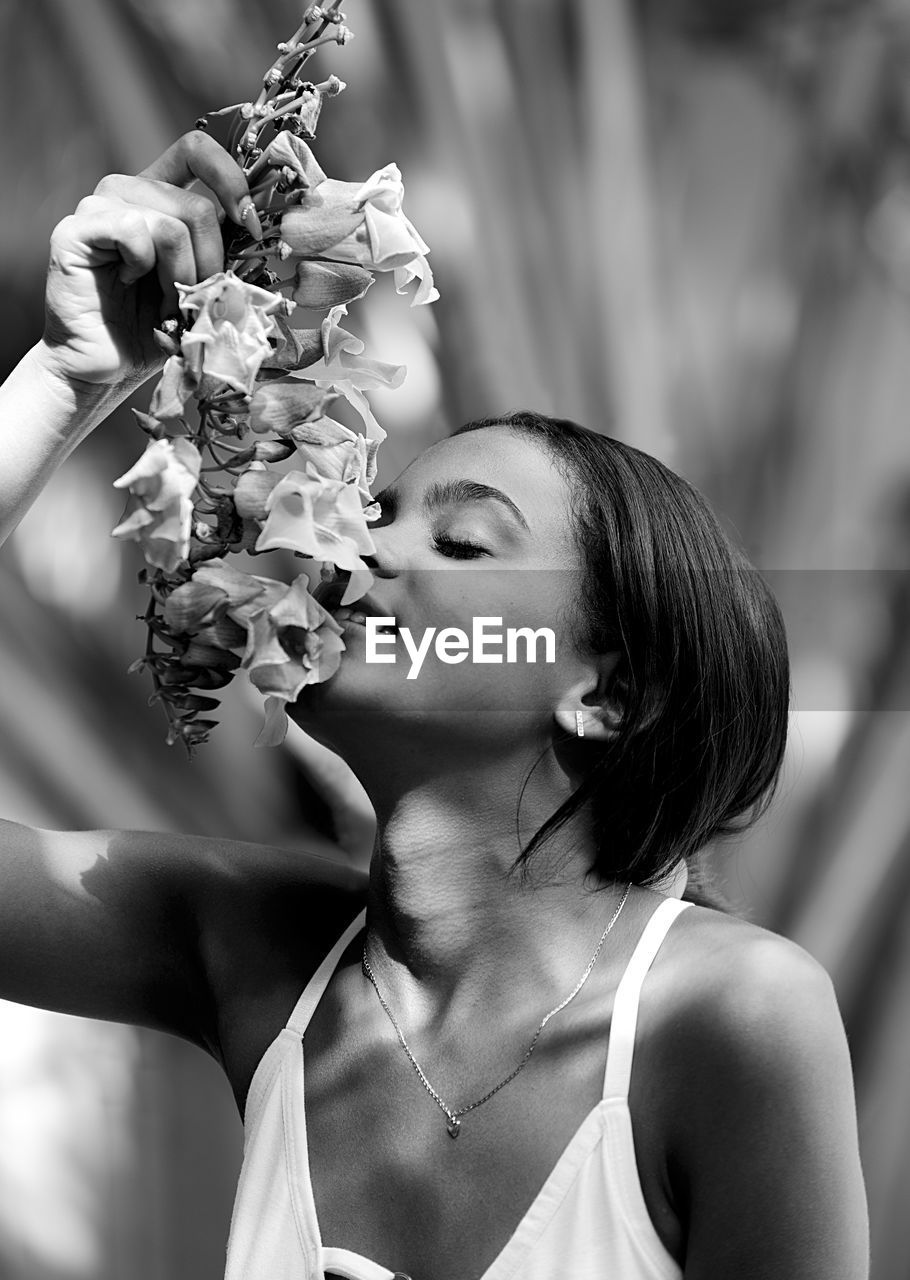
[360, 883, 632, 1138]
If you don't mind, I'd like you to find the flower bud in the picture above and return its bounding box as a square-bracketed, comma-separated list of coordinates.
[181, 641, 242, 671]
[152, 328, 181, 357]
[253, 438, 297, 463]
[131, 408, 166, 439]
[193, 618, 248, 652]
[163, 579, 227, 633]
[292, 260, 373, 309]
[166, 693, 221, 714]
[233, 462, 279, 519]
[297, 91, 323, 139]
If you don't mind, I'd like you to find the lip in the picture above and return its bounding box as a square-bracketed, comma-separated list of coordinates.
[329, 599, 397, 634]
[312, 577, 397, 632]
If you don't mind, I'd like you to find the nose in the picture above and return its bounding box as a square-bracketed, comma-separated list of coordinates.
[362, 519, 405, 577]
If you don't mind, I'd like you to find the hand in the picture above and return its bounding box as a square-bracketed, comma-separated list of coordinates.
[39, 131, 262, 389]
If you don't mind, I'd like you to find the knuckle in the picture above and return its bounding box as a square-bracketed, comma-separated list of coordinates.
[183, 192, 219, 230]
[119, 209, 149, 239]
[49, 214, 76, 247]
[93, 173, 128, 197]
[157, 217, 191, 253]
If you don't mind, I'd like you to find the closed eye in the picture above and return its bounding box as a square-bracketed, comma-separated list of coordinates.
[432, 532, 489, 560]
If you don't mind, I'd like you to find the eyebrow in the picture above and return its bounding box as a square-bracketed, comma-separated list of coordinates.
[374, 479, 530, 531]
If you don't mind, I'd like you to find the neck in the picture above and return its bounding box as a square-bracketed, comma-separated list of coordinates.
[356, 746, 624, 1024]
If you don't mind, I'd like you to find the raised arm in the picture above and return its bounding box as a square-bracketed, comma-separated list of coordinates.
[0, 819, 365, 1058]
[0, 135, 364, 1056]
[0, 820, 224, 1048]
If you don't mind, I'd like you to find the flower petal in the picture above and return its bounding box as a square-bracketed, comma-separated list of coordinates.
[255, 696, 289, 747]
[192, 560, 269, 613]
[290, 415, 377, 491]
[255, 469, 376, 563]
[251, 380, 333, 435]
[260, 134, 326, 189]
[241, 609, 290, 671]
[355, 163, 405, 213]
[340, 565, 375, 606]
[175, 272, 291, 395]
[112, 439, 201, 571]
[279, 180, 366, 256]
[148, 356, 196, 421]
[262, 315, 324, 373]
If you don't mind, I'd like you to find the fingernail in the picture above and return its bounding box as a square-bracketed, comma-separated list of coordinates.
[239, 198, 264, 242]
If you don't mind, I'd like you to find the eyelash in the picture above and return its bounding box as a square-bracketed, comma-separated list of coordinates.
[431, 532, 489, 560]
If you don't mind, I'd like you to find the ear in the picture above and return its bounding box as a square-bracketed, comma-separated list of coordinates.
[553, 652, 625, 745]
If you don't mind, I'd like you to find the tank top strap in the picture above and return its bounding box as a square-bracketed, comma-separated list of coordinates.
[285, 906, 368, 1037]
[602, 897, 691, 1101]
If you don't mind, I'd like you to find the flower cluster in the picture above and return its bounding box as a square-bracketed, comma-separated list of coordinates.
[112, 4, 437, 752]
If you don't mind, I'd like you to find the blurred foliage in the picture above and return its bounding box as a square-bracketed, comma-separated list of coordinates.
[1, 0, 910, 1276]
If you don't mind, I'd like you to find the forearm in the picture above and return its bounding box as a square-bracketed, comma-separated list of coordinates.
[0, 343, 147, 549]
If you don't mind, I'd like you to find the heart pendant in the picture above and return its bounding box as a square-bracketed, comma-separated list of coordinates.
[446, 1116, 461, 1138]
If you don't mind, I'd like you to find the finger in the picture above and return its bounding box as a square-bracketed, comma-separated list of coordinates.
[143, 210, 197, 314]
[59, 203, 157, 283]
[96, 174, 226, 281]
[74, 195, 196, 313]
[138, 131, 263, 240]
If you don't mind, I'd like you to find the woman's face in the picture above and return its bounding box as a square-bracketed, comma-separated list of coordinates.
[293, 425, 599, 759]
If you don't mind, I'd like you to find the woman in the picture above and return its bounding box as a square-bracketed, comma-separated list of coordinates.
[0, 133, 869, 1279]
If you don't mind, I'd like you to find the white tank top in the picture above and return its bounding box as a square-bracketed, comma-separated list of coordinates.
[224, 896, 691, 1280]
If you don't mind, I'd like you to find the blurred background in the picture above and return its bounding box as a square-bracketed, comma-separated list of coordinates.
[1, 0, 909, 1275]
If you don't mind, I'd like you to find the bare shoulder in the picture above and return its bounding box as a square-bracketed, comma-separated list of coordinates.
[663, 896, 833, 991]
[636, 899, 868, 1280]
[654, 900, 845, 1060]
[639, 899, 851, 1113]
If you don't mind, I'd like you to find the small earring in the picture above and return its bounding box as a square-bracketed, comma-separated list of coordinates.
[575, 709, 585, 738]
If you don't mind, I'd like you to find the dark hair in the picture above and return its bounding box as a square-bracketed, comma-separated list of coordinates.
[454, 411, 790, 896]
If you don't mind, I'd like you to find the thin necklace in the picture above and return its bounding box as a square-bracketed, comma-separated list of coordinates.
[361, 882, 632, 1139]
